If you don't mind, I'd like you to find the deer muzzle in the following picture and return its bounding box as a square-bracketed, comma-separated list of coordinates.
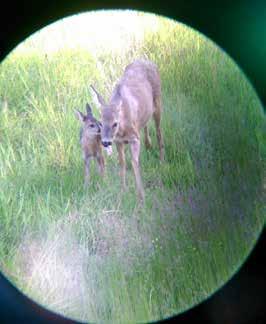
[102, 141, 112, 147]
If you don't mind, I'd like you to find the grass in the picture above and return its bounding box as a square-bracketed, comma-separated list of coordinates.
[0, 10, 265, 323]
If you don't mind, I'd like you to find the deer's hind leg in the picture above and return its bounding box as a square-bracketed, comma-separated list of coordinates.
[130, 139, 145, 203]
[144, 125, 152, 150]
[153, 97, 165, 162]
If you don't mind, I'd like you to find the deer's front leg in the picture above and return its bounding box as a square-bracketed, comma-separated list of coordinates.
[97, 154, 105, 177]
[84, 155, 91, 186]
[116, 142, 126, 189]
[130, 139, 145, 202]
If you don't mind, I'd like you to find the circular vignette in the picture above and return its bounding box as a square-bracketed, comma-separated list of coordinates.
[0, 3, 264, 324]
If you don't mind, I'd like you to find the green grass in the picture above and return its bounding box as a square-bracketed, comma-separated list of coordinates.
[0, 11, 265, 323]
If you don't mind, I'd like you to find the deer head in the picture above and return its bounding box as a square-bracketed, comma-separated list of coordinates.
[75, 103, 102, 136]
[90, 85, 122, 147]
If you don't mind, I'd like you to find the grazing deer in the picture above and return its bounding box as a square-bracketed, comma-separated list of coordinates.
[75, 103, 105, 186]
[91, 59, 164, 202]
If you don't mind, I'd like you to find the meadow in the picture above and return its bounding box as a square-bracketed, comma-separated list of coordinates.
[0, 11, 265, 323]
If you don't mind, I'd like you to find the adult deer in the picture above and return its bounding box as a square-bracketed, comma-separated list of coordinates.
[91, 59, 164, 202]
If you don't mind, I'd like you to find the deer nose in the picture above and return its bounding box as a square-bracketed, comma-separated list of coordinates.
[102, 141, 112, 147]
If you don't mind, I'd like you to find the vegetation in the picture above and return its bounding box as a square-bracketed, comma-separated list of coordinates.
[0, 11, 265, 323]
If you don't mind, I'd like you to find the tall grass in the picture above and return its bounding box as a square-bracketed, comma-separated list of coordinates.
[0, 11, 265, 323]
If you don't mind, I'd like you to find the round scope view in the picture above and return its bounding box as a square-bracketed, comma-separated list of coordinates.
[0, 10, 265, 323]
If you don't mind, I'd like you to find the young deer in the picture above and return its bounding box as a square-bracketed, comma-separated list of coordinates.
[90, 59, 164, 202]
[75, 103, 105, 186]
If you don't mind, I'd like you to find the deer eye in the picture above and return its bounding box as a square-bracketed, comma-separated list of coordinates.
[90, 124, 95, 128]
[113, 122, 118, 128]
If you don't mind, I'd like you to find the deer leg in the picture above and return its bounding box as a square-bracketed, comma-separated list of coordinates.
[84, 155, 91, 186]
[144, 125, 152, 150]
[116, 142, 126, 189]
[97, 154, 105, 177]
[130, 139, 145, 202]
[153, 109, 165, 162]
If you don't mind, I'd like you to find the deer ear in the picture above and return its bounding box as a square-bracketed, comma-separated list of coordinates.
[90, 85, 106, 108]
[75, 110, 85, 123]
[86, 103, 93, 116]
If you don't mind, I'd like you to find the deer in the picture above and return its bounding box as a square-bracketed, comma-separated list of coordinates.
[90, 59, 164, 202]
[75, 103, 106, 186]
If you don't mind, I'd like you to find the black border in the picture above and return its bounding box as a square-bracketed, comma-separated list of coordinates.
[0, 1, 265, 323]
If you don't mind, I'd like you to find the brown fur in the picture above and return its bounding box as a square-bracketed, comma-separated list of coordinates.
[75, 103, 105, 186]
[91, 59, 164, 202]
